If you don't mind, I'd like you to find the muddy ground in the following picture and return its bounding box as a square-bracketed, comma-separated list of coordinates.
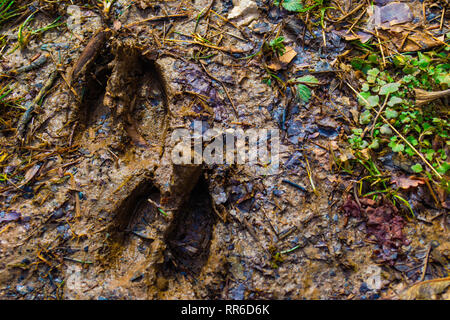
[0, 0, 448, 299]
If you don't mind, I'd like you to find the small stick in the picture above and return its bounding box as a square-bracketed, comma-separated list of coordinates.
[68, 121, 78, 147]
[199, 61, 238, 116]
[347, 7, 367, 34]
[278, 226, 297, 241]
[243, 217, 259, 242]
[304, 154, 318, 195]
[261, 207, 278, 237]
[282, 179, 307, 193]
[164, 38, 247, 54]
[209, 9, 247, 38]
[424, 179, 440, 208]
[368, 93, 390, 138]
[63, 257, 93, 264]
[8, 54, 49, 75]
[375, 28, 386, 68]
[16, 71, 59, 142]
[336, 2, 365, 22]
[212, 201, 226, 222]
[418, 242, 433, 282]
[353, 182, 362, 209]
[422, 1, 426, 23]
[124, 13, 189, 28]
[398, 31, 410, 52]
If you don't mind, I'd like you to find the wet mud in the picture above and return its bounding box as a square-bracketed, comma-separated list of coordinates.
[0, 0, 448, 300]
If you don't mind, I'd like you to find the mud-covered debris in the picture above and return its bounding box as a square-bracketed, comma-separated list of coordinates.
[0, 211, 21, 224]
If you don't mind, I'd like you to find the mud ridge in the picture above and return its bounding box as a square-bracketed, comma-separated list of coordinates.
[76, 47, 114, 136]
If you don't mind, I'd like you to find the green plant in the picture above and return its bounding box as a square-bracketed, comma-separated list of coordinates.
[0, 0, 21, 26]
[288, 75, 319, 103]
[274, 0, 325, 13]
[14, 14, 64, 50]
[267, 36, 286, 57]
[349, 50, 449, 184]
[98, 0, 115, 16]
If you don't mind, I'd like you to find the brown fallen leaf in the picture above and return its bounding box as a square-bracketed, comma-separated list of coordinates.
[399, 276, 450, 300]
[397, 32, 444, 53]
[333, 30, 372, 43]
[268, 46, 297, 71]
[392, 176, 426, 190]
[279, 46, 297, 64]
[19, 163, 42, 187]
[363, 3, 442, 54]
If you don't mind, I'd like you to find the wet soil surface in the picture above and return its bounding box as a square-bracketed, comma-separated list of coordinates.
[0, 0, 448, 299]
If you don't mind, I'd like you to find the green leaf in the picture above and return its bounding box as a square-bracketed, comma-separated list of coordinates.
[380, 124, 392, 135]
[367, 68, 380, 78]
[269, 36, 286, 55]
[377, 79, 387, 86]
[352, 128, 363, 135]
[424, 149, 435, 161]
[361, 83, 370, 92]
[280, 0, 304, 12]
[351, 58, 364, 70]
[402, 75, 416, 83]
[379, 82, 400, 95]
[417, 52, 431, 69]
[391, 143, 404, 153]
[411, 164, 423, 173]
[368, 54, 378, 64]
[388, 137, 404, 152]
[405, 147, 415, 156]
[385, 108, 398, 119]
[358, 91, 370, 106]
[359, 110, 372, 125]
[387, 96, 403, 107]
[406, 136, 418, 146]
[295, 75, 319, 85]
[368, 139, 380, 149]
[435, 72, 450, 87]
[393, 54, 408, 67]
[296, 84, 311, 103]
[436, 162, 450, 175]
[367, 95, 380, 107]
[358, 92, 379, 108]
